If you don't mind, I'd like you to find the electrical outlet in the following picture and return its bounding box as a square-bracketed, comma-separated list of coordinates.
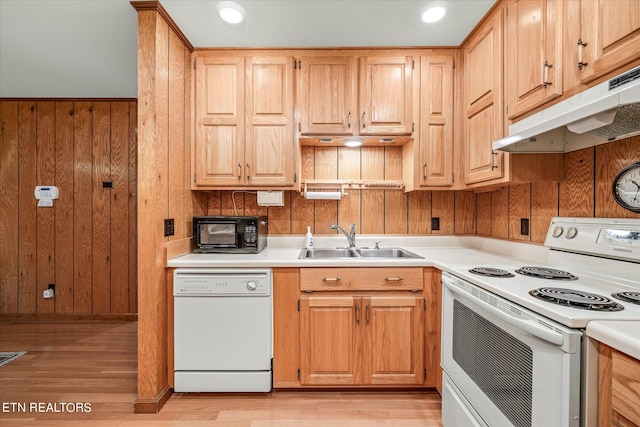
[520, 218, 530, 236]
[164, 218, 175, 237]
[431, 217, 440, 231]
[48, 284, 55, 292]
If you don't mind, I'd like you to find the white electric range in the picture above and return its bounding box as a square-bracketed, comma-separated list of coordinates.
[441, 217, 640, 427]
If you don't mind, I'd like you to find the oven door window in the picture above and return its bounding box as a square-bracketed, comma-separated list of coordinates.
[453, 300, 533, 427]
[200, 223, 236, 246]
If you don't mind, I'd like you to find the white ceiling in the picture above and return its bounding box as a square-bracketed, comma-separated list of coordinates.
[0, 0, 495, 99]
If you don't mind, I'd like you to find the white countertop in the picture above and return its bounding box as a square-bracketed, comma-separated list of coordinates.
[168, 234, 638, 359]
[587, 321, 640, 360]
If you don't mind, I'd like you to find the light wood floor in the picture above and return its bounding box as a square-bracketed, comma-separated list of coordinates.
[0, 321, 442, 426]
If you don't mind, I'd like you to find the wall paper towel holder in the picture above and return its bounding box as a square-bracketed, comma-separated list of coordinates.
[301, 180, 404, 200]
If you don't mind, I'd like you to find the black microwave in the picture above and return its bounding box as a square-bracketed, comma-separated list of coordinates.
[193, 216, 268, 253]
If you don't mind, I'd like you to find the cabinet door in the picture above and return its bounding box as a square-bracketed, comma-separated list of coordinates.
[362, 295, 424, 385]
[419, 55, 454, 187]
[360, 56, 413, 135]
[505, 0, 563, 119]
[298, 56, 356, 135]
[580, 0, 640, 82]
[300, 295, 361, 385]
[245, 56, 295, 187]
[193, 56, 245, 187]
[463, 13, 506, 184]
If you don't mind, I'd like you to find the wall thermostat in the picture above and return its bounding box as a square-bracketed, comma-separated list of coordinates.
[34, 186, 59, 207]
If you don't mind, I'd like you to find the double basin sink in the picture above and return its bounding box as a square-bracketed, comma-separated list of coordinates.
[299, 247, 423, 259]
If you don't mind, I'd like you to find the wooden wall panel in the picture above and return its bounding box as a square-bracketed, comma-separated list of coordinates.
[337, 147, 361, 228]
[431, 191, 454, 234]
[560, 147, 594, 217]
[531, 182, 558, 243]
[18, 102, 37, 313]
[54, 102, 74, 313]
[92, 102, 112, 314]
[73, 102, 94, 314]
[314, 147, 339, 232]
[0, 101, 19, 313]
[36, 102, 56, 314]
[361, 147, 385, 234]
[491, 188, 509, 239]
[476, 192, 492, 236]
[168, 30, 186, 240]
[133, 1, 197, 410]
[407, 191, 430, 234]
[508, 184, 530, 241]
[0, 100, 137, 316]
[110, 102, 131, 314]
[384, 147, 407, 234]
[129, 101, 138, 313]
[268, 191, 292, 234]
[454, 191, 476, 234]
[595, 137, 640, 218]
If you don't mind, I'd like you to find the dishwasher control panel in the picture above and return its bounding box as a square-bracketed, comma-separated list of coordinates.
[174, 269, 271, 296]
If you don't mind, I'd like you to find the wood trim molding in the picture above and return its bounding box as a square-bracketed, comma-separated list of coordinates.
[134, 386, 173, 413]
[130, 1, 194, 52]
[0, 97, 137, 102]
[0, 314, 137, 322]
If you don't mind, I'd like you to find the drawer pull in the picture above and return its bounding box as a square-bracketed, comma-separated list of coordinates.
[321, 277, 341, 282]
[384, 277, 403, 282]
[355, 304, 360, 324]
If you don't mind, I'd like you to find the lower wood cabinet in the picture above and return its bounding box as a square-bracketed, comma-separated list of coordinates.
[598, 343, 640, 427]
[300, 294, 424, 386]
[273, 267, 442, 390]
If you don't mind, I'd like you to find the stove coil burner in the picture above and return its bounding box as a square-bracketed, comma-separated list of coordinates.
[611, 292, 640, 305]
[529, 287, 624, 311]
[468, 267, 515, 278]
[516, 266, 579, 281]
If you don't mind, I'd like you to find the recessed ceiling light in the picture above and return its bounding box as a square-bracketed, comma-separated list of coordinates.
[217, 1, 245, 24]
[421, 1, 448, 23]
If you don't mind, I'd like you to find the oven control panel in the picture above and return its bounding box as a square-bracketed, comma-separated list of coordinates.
[546, 217, 640, 262]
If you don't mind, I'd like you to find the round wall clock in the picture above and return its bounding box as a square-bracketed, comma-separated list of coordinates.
[612, 162, 640, 213]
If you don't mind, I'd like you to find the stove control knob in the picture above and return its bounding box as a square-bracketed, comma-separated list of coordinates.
[246, 280, 258, 291]
[566, 227, 578, 239]
[552, 226, 564, 238]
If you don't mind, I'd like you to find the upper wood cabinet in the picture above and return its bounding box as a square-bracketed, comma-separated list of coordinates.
[297, 56, 356, 135]
[462, 11, 506, 185]
[505, 0, 563, 120]
[193, 56, 245, 187]
[295, 54, 414, 138]
[417, 55, 455, 187]
[579, 0, 640, 83]
[192, 54, 295, 189]
[359, 56, 414, 135]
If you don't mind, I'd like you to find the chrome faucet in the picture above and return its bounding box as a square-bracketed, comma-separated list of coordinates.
[330, 223, 357, 248]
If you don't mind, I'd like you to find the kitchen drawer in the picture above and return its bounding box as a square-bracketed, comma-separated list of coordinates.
[300, 268, 423, 292]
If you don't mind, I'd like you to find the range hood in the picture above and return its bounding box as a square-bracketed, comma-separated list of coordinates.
[493, 67, 640, 153]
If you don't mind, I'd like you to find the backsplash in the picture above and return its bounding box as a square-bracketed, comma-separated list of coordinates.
[206, 137, 640, 242]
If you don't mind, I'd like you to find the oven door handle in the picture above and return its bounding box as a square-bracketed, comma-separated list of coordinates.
[443, 279, 564, 346]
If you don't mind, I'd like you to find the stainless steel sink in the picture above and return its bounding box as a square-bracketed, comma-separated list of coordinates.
[356, 248, 422, 258]
[298, 247, 423, 259]
[299, 248, 359, 259]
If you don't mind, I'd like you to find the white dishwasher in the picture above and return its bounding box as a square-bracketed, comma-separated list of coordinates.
[173, 268, 272, 392]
